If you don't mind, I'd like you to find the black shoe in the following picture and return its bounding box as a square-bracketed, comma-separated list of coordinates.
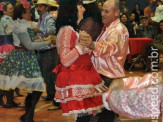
[20, 114, 26, 121]
[20, 114, 35, 122]
[4, 101, 21, 108]
[0, 98, 4, 106]
[41, 96, 52, 101]
[0, 102, 4, 106]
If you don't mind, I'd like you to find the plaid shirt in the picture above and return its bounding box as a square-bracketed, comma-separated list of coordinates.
[37, 12, 56, 50]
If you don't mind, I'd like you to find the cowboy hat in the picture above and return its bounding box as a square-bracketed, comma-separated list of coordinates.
[48, 0, 59, 7]
[35, 0, 48, 5]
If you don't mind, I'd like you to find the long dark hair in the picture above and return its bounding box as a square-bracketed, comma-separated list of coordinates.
[120, 13, 129, 25]
[13, 3, 26, 20]
[56, 0, 79, 34]
[82, 2, 102, 25]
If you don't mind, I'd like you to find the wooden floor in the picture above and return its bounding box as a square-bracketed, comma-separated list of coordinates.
[0, 91, 75, 122]
[0, 71, 162, 122]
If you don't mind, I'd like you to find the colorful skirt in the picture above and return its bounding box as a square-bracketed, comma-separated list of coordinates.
[53, 63, 108, 117]
[0, 49, 45, 92]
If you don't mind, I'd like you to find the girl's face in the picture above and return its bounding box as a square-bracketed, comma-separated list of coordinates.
[3, 3, 14, 18]
[121, 15, 127, 23]
[160, 22, 163, 31]
[22, 9, 32, 21]
[77, 4, 85, 19]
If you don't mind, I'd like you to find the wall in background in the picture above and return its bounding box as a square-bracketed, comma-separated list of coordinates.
[126, 0, 148, 11]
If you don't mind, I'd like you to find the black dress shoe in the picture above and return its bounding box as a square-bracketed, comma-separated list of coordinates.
[41, 96, 52, 101]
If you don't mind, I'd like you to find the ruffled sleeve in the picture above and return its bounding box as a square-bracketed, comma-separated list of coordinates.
[57, 26, 89, 67]
[1, 15, 13, 35]
[123, 72, 162, 90]
[11, 20, 28, 46]
[12, 20, 28, 35]
[57, 26, 79, 67]
[23, 20, 38, 29]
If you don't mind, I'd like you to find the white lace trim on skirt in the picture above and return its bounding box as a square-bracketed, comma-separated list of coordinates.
[0, 74, 45, 92]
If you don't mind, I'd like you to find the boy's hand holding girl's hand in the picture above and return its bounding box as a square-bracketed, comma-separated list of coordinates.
[79, 31, 94, 49]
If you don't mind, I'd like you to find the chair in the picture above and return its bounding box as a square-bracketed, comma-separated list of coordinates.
[127, 38, 153, 71]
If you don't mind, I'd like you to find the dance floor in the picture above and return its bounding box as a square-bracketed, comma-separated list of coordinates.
[0, 71, 162, 122]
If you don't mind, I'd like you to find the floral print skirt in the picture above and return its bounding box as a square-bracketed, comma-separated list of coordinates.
[0, 49, 45, 92]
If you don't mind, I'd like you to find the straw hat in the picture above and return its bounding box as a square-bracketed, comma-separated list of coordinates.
[83, 0, 96, 4]
[48, 0, 59, 7]
[35, 0, 48, 5]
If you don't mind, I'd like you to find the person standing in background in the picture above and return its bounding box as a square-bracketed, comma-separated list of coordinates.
[48, 0, 59, 19]
[120, 0, 130, 16]
[31, 0, 40, 22]
[144, 0, 157, 25]
[151, 0, 163, 23]
[35, 0, 60, 110]
[47, 0, 60, 110]
[132, 3, 144, 24]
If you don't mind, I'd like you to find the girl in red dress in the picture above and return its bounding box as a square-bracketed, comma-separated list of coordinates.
[53, 0, 107, 121]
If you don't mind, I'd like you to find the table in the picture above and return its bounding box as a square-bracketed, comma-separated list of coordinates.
[127, 38, 153, 61]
